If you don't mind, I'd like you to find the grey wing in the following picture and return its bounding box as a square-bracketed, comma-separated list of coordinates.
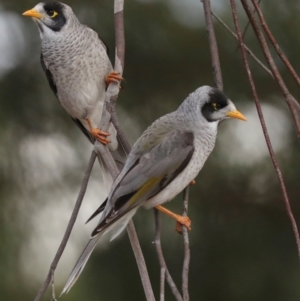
[91, 129, 194, 236]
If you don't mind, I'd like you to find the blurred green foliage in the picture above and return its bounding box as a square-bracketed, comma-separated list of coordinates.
[0, 0, 300, 300]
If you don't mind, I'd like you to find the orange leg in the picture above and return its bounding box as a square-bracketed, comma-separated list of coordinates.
[105, 71, 124, 88]
[87, 118, 111, 145]
[155, 205, 191, 233]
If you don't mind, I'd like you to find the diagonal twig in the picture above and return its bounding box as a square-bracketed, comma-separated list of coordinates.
[154, 209, 184, 301]
[233, 0, 262, 53]
[230, 0, 300, 260]
[212, 11, 273, 78]
[201, 0, 223, 90]
[33, 151, 97, 301]
[240, 0, 300, 137]
[251, 0, 300, 90]
[181, 187, 190, 301]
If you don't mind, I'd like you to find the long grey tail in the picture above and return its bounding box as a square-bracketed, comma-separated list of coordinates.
[61, 235, 102, 295]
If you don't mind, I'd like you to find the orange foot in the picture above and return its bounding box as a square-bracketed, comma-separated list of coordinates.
[87, 118, 111, 145]
[91, 128, 111, 145]
[175, 216, 192, 234]
[105, 71, 124, 87]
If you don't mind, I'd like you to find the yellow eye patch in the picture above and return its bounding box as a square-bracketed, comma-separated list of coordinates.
[212, 103, 217, 110]
[48, 10, 58, 18]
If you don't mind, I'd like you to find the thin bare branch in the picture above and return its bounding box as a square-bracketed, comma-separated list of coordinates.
[201, 0, 223, 90]
[233, 0, 262, 53]
[230, 0, 300, 259]
[212, 11, 273, 78]
[33, 151, 97, 301]
[240, 0, 300, 137]
[93, 1, 156, 300]
[251, 0, 300, 89]
[181, 187, 190, 301]
[160, 267, 166, 301]
[154, 209, 183, 301]
[126, 221, 156, 301]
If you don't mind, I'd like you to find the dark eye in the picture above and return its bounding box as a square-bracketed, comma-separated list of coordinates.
[47, 10, 58, 18]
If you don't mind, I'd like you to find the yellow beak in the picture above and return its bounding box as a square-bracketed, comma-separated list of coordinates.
[22, 9, 43, 19]
[226, 110, 247, 121]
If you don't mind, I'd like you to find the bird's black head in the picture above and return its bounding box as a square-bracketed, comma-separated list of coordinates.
[22, 2, 69, 33]
[42, 1, 67, 31]
[201, 88, 230, 122]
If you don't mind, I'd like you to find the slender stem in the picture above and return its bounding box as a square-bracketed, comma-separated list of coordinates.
[201, 0, 223, 90]
[251, 0, 300, 90]
[230, 0, 300, 259]
[212, 11, 274, 78]
[33, 151, 97, 301]
[127, 221, 156, 301]
[154, 210, 183, 301]
[181, 187, 190, 301]
[240, 0, 300, 137]
[96, 1, 156, 300]
[160, 267, 166, 301]
[233, 0, 262, 53]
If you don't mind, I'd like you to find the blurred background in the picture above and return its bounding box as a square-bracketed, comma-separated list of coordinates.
[0, 0, 300, 300]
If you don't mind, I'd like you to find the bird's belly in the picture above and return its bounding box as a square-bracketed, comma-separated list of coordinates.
[56, 77, 105, 119]
[143, 147, 207, 209]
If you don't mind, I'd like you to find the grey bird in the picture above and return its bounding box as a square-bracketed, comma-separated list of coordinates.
[22, 2, 125, 173]
[61, 85, 247, 293]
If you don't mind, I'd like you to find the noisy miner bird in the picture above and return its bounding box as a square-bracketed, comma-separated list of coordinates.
[62, 85, 247, 293]
[22, 2, 125, 175]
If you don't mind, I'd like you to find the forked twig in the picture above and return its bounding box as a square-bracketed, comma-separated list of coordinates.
[154, 209, 183, 301]
[33, 151, 97, 301]
[230, 0, 300, 259]
[251, 0, 300, 89]
[240, 0, 300, 137]
[212, 11, 273, 78]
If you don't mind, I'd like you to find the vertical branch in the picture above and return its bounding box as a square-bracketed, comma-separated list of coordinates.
[96, 1, 157, 300]
[160, 267, 166, 301]
[127, 220, 156, 301]
[154, 210, 184, 301]
[251, 0, 300, 89]
[181, 187, 190, 301]
[33, 151, 97, 301]
[240, 0, 300, 137]
[230, 0, 300, 259]
[201, 0, 223, 90]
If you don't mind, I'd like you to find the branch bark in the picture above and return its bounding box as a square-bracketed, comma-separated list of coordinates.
[240, 0, 300, 137]
[201, 0, 223, 90]
[154, 209, 184, 301]
[251, 0, 300, 89]
[181, 187, 190, 301]
[230, 0, 300, 260]
[33, 151, 97, 301]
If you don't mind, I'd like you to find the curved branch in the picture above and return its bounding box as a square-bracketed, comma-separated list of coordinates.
[33, 151, 97, 301]
[230, 0, 300, 260]
[154, 209, 183, 301]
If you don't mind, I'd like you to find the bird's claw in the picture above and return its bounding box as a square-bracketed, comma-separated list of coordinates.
[175, 216, 191, 234]
[105, 71, 124, 87]
[91, 128, 111, 145]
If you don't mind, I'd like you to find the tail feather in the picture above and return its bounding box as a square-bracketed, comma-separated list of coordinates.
[62, 209, 138, 294]
[61, 235, 101, 295]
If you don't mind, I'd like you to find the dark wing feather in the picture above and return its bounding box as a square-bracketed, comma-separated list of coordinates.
[40, 53, 57, 96]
